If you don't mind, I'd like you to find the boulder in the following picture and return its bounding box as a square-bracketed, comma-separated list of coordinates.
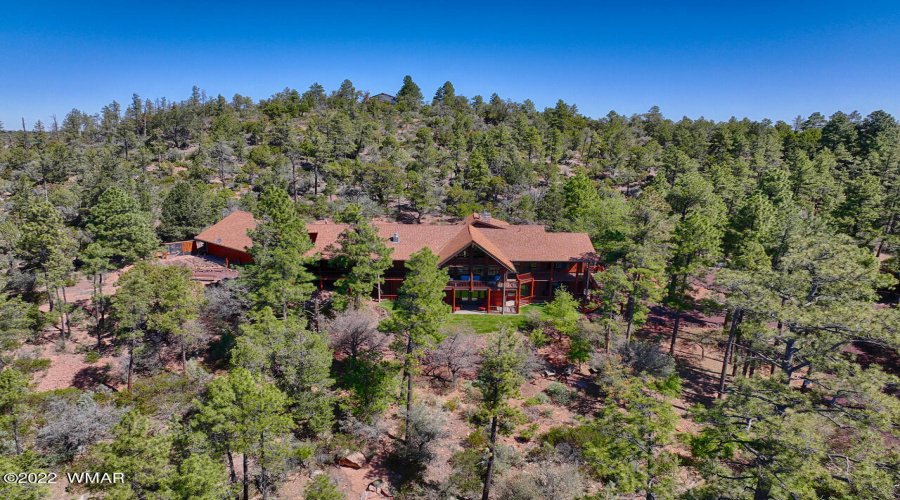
[337, 451, 366, 469]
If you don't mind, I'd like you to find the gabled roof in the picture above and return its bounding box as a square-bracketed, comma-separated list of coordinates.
[462, 212, 509, 229]
[197, 212, 597, 265]
[194, 210, 256, 252]
[437, 225, 516, 271]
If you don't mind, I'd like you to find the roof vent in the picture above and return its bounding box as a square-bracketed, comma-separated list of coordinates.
[391, 233, 400, 243]
[479, 211, 492, 222]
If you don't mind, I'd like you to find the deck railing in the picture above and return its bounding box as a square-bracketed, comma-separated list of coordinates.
[447, 279, 517, 290]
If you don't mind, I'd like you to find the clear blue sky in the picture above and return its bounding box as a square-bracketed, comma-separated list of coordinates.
[2, 1, 899, 127]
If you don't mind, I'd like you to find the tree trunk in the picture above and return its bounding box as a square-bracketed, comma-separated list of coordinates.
[753, 474, 771, 500]
[226, 446, 236, 484]
[624, 295, 635, 344]
[669, 313, 680, 355]
[260, 432, 268, 500]
[782, 339, 795, 385]
[60, 285, 72, 340]
[481, 415, 499, 500]
[403, 333, 415, 440]
[12, 416, 21, 455]
[718, 309, 742, 398]
[181, 341, 187, 375]
[243, 454, 249, 500]
[127, 339, 135, 392]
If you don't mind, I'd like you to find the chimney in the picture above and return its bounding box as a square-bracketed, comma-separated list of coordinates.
[480, 211, 492, 222]
[391, 232, 400, 243]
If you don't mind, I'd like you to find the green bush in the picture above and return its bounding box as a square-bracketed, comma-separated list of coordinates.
[545, 382, 574, 405]
[10, 358, 51, 374]
[524, 393, 551, 406]
[518, 423, 539, 442]
[84, 351, 101, 364]
[303, 474, 343, 500]
[443, 397, 460, 412]
[529, 329, 550, 347]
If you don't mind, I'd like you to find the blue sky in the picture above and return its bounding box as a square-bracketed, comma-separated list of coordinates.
[2, 1, 899, 127]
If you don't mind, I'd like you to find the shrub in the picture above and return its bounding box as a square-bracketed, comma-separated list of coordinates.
[303, 474, 343, 500]
[518, 423, 540, 442]
[495, 461, 585, 500]
[522, 308, 545, 332]
[84, 351, 101, 364]
[449, 442, 521, 498]
[524, 393, 551, 406]
[36, 392, 126, 463]
[616, 340, 675, 378]
[545, 382, 574, 405]
[443, 397, 460, 412]
[395, 403, 448, 468]
[528, 329, 550, 347]
[10, 357, 51, 374]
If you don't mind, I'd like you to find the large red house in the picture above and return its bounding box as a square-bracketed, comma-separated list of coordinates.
[195, 211, 598, 314]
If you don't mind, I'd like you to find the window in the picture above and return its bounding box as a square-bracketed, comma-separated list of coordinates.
[554, 262, 568, 270]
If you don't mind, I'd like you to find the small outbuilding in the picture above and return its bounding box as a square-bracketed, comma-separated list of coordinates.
[194, 210, 256, 264]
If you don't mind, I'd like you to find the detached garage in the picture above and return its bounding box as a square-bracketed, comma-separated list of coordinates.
[194, 210, 256, 265]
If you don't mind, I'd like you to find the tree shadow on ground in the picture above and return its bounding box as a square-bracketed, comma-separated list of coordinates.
[71, 365, 117, 392]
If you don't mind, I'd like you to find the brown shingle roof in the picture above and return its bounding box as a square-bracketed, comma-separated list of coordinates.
[437, 225, 516, 271]
[194, 210, 256, 253]
[199, 213, 596, 266]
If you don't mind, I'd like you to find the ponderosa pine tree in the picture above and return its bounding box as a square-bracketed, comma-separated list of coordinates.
[242, 187, 316, 318]
[396, 75, 423, 111]
[86, 186, 159, 264]
[0, 368, 31, 456]
[232, 307, 334, 434]
[194, 368, 292, 500]
[112, 262, 205, 389]
[474, 326, 529, 500]
[91, 411, 173, 499]
[586, 379, 679, 500]
[379, 247, 448, 431]
[664, 211, 722, 355]
[157, 182, 218, 242]
[16, 200, 76, 342]
[333, 220, 394, 309]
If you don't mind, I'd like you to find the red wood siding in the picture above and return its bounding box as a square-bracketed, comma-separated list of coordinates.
[206, 243, 252, 264]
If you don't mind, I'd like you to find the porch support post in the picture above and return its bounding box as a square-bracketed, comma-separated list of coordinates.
[516, 287, 520, 314]
[549, 263, 555, 299]
[486, 288, 490, 314]
[452, 289, 456, 311]
[502, 269, 508, 315]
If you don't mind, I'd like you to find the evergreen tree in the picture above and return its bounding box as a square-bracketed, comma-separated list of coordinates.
[333, 220, 394, 309]
[195, 368, 293, 500]
[87, 186, 159, 264]
[242, 187, 316, 318]
[664, 212, 722, 355]
[583, 379, 679, 500]
[112, 262, 205, 389]
[157, 182, 218, 242]
[91, 411, 173, 499]
[379, 248, 448, 430]
[232, 308, 334, 433]
[396, 75, 423, 110]
[15, 200, 76, 340]
[303, 474, 343, 500]
[474, 326, 529, 500]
